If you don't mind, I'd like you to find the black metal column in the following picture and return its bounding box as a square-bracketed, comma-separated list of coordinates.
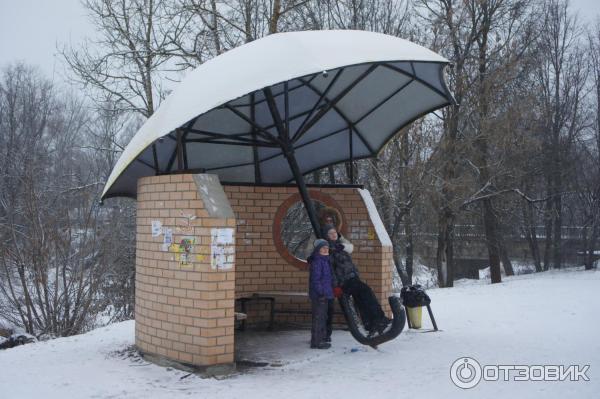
[283, 145, 322, 239]
[263, 86, 322, 239]
[250, 93, 262, 183]
[176, 128, 184, 171]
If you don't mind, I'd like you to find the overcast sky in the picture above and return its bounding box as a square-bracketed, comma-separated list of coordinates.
[1, 0, 600, 84]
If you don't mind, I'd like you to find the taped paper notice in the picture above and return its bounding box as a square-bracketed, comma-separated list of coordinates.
[163, 228, 173, 245]
[216, 228, 234, 244]
[211, 228, 235, 270]
[151, 220, 162, 237]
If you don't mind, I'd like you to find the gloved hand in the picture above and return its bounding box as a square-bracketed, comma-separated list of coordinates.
[333, 286, 343, 298]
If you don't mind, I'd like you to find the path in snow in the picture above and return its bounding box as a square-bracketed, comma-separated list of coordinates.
[1, 268, 599, 399]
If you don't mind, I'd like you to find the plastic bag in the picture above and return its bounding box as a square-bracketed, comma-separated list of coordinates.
[400, 284, 431, 307]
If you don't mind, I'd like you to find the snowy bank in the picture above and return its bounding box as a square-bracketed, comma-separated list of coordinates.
[1, 268, 599, 399]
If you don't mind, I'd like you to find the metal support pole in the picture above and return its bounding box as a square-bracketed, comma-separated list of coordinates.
[152, 143, 160, 175]
[176, 128, 184, 171]
[283, 145, 322, 239]
[263, 86, 322, 239]
[426, 305, 439, 331]
[348, 129, 354, 184]
[250, 93, 262, 183]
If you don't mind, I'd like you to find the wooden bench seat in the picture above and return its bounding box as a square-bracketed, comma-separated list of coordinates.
[235, 291, 344, 330]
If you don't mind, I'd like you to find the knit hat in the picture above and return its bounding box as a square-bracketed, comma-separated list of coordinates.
[321, 224, 336, 239]
[313, 239, 329, 253]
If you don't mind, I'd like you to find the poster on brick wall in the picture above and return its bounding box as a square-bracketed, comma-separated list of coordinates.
[211, 228, 234, 270]
[170, 236, 196, 268]
[151, 220, 162, 237]
[161, 228, 173, 251]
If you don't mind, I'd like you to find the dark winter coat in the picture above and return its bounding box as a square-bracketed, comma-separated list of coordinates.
[308, 252, 334, 300]
[328, 239, 360, 286]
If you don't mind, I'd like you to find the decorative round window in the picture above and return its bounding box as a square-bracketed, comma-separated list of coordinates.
[273, 190, 347, 270]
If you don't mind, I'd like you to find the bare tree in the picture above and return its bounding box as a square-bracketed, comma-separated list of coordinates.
[460, 0, 535, 282]
[416, 0, 485, 287]
[576, 20, 600, 270]
[0, 63, 114, 336]
[60, 0, 188, 117]
[535, 0, 587, 270]
[172, 0, 312, 67]
[47, 0, 598, 297]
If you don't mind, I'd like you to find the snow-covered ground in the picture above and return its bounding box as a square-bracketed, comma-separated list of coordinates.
[1, 268, 599, 399]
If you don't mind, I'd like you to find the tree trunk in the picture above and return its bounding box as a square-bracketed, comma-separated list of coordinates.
[405, 218, 415, 284]
[552, 194, 563, 268]
[543, 196, 553, 270]
[344, 161, 357, 184]
[210, 0, 222, 53]
[399, 131, 414, 284]
[312, 170, 321, 184]
[523, 200, 543, 272]
[269, 0, 281, 34]
[585, 224, 599, 270]
[370, 158, 392, 228]
[482, 199, 502, 284]
[393, 247, 410, 287]
[436, 210, 455, 288]
[499, 239, 514, 276]
[328, 165, 335, 184]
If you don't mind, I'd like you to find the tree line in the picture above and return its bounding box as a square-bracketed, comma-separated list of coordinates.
[1, 0, 598, 336]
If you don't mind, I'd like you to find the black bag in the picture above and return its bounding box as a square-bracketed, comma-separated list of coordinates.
[400, 284, 431, 308]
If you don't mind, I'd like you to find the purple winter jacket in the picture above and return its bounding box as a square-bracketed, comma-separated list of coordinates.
[307, 251, 334, 300]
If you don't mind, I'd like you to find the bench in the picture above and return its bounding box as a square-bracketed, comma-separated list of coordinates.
[236, 291, 343, 330]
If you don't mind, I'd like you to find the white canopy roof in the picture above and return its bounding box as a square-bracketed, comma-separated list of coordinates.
[102, 30, 451, 200]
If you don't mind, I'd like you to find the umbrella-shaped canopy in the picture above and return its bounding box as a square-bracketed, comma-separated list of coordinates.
[101, 30, 454, 235]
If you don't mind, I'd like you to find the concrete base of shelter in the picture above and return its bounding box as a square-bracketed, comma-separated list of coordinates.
[138, 349, 236, 377]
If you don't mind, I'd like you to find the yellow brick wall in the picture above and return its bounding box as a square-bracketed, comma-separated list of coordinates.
[223, 186, 393, 323]
[134, 174, 394, 367]
[135, 174, 235, 367]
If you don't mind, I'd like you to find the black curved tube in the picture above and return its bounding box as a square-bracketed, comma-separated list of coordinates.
[338, 295, 406, 348]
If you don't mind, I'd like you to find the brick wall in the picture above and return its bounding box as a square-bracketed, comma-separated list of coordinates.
[134, 174, 394, 368]
[223, 186, 394, 324]
[135, 174, 235, 367]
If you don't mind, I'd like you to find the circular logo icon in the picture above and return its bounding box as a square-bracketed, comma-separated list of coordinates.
[450, 357, 482, 389]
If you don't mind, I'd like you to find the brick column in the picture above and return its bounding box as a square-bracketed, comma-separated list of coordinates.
[134, 173, 236, 370]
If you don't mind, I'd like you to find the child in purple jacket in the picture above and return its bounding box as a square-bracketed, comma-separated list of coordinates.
[307, 239, 334, 349]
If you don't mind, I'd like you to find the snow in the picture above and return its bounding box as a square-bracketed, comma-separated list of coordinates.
[577, 250, 600, 255]
[358, 189, 393, 247]
[478, 260, 538, 280]
[1, 268, 599, 399]
[0, 317, 12, 331]
[412, 260, 438, 288]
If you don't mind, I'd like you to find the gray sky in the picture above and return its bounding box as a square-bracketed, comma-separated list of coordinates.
[0, 0, 92, 81]
[1, 0, 600, 83]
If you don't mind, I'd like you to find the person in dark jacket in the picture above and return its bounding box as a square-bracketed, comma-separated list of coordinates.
[323, 224, 390, 335]
[307, 239, 334, 349]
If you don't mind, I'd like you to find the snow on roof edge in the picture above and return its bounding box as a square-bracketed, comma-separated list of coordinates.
[357, 189, 393, 247]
